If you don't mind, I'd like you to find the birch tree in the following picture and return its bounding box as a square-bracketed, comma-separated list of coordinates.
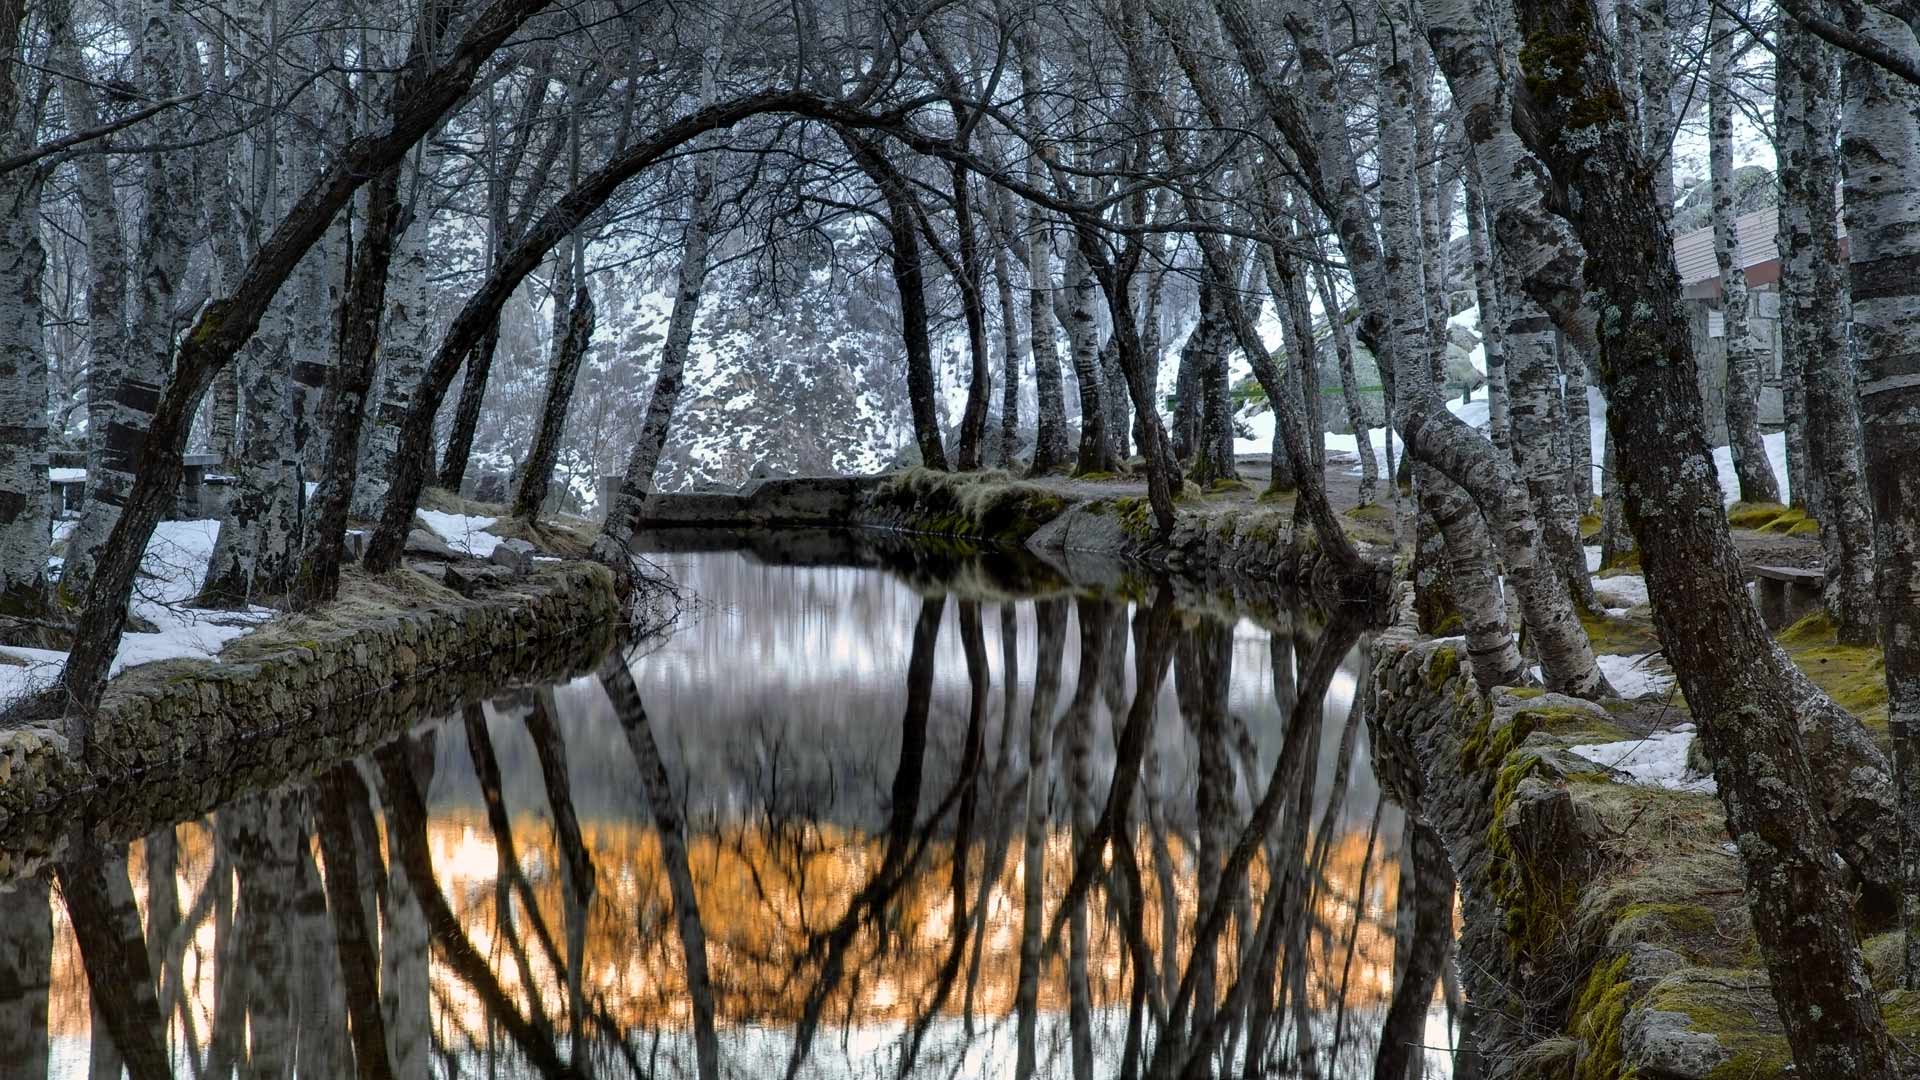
[1710, 2, 1779, 505]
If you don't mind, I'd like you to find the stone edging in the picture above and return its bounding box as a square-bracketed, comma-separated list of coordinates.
[0, 560, 622, 863]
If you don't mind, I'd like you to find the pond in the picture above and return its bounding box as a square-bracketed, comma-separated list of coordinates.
[0, 534, 1460, 1078]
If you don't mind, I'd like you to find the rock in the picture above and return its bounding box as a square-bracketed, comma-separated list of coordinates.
[405, 528, 459, 559]
[342, 529, 368, 562]
[443, 563, 512, 598]
[490, 538, 537, 576]
[1626, 944, 1688, 995]
[1623, 1008, 1731, 1079]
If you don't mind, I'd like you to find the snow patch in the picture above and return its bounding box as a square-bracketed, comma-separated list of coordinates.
[1597, 651, 1675, 699]
[1569, 726, 1714, 794]
[416, 510, 505, 558]
[1593, 573, 1649, 610]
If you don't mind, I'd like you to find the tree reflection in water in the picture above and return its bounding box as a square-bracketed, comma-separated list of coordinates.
[0, 548, 1452, 1078]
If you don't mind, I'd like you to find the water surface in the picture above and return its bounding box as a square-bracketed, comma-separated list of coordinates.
[0, 539, 1458, 1078]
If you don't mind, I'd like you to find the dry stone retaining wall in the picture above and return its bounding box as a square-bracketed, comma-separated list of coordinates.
[0, 561, 621, 861]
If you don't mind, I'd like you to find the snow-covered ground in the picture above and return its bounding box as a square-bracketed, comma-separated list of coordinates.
[1569, 724, 1714, 795]
[0, 510, 514, 706]
[0, 520, 275, 705]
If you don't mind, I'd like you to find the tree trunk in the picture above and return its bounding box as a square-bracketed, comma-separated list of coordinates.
[48, 0, 554, 726]
[843, 133, 948, 473]
[1313, 257, 1377, 504]
[353, 195, 438, 520]
[1013, 598, 1065, 1080]
[1711, 2, 1780, 506]
[594, 152, 716, 565]
[1561, 334, 1595, 508]
[1061, 242, 1114, 474]
[1837, 5, 1920, 991]
[1463, 165, 1511, 455]
[1508, 5, 1898, 1072]
[602, 657, 721, 1080]
[994, 197, 1024, 468]
[512, 279, 595, 521]
[953, 163, 994, 471]
[0, 155, 47, 627]
[62, 3, 196, 605]
[1779, 21, 1878, 643]
[293, 166, 407, 608]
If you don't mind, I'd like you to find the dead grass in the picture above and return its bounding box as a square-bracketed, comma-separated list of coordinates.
[219, 565, 467, 663]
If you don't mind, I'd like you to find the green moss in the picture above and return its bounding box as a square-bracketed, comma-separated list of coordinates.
[1758, 507, 1809, 534]
[1073, 469, 1118, 481]
[1727, 501, 1789, 529]
[1207, 477, 1253, 494]
[1641, 971, 1792, 1078]
[1424, 646, 1463, 690]
[1580, 608, 1660, 656]
[1598, 548, 1642, 571]
[1580, 513, 1604, 539]
[1433, 612, 1464, 634]
[1786, 518, 1821, 537]
[1777, 611, 1888, 722]
[1508, 686, 1547, 699]
[1569, 952, 1632, 1080]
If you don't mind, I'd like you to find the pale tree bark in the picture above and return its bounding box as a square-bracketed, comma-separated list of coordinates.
[1779, 19, 1878, 643]
[293, 165, 406, 608]
[993, 192, 1024, 467]
[353, 171, 440, 520]
[1836, 5, 1920, 991]
[953, 162, 995, 470]
[1509, 3, 1898, 1072]
[63, 0, 197, 604]
[1312, 254, 1377, 504]
[593, 147, 718, 564]
[1711, 2, 1780, 505]
[1463, 164, 1510, 454]
[1634, 0, 1678, 218]
[1060, 239, 1114, 474]
[47, 0, 128, 481]
[204, 15, 304, 604]
[1215, 0, 1606, 694]
[1375, 0, 1526, 690]
[0, 31, 47, 627]
[1017, 39, 1071, 476]
[1184, 283, 1239, 487]
[1561, 333, 1595, 509]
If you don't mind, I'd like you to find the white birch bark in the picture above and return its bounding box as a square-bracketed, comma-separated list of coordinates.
[1837, 5, 1920, 989]
[1710, 1, 1780, 506]
[62, 0, 197, 603]
[352, 187, 436, 520]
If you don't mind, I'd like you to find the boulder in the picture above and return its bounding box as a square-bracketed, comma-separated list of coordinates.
[405, 528, 459, 560]
[443, 562, 513, 598]
[490, 538, 537, 576]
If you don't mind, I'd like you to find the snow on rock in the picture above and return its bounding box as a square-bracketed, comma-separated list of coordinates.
[48, 467, 85, 483]
[416, 510, 505, 558]
[1569, 725, 1714, 795]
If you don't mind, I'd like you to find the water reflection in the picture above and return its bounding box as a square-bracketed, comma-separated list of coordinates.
[0, 545, 1459, 1078]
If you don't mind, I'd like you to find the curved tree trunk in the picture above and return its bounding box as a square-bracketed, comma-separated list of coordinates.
[1507, 3, 1898, 1072]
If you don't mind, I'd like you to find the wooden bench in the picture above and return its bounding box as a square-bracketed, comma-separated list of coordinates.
[1751, 564, 1825, 629]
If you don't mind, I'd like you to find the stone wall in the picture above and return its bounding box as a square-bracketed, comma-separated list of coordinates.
[0, 561, 621, 869]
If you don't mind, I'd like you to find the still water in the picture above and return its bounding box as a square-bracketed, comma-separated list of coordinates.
[0, 538, 1460, 1078]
